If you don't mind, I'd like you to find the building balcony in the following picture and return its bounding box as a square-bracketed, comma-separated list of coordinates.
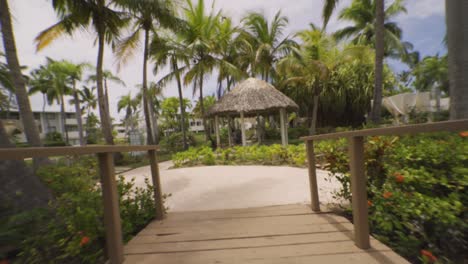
[65, 118, 78, 125]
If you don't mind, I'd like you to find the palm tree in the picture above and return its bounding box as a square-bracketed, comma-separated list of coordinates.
[115, 0, 181, 144]
[179, 0, 222, 140]
[117, 92, 140, 133]
[151, 35, 191, 149]
[446, 1, 468, 119]
[372, 0, 385, 123]
[87, 69, 126, 127]
[80, 85, 98, 142]
[0, 0, 43, 151]
[240, 11, 297, 82]
[59, 61, 91, 146]
[278, 27, 372, 134]
[31, 59, 73, 144]
[35, 0, 129, 145]
[0, 53, 17, 119]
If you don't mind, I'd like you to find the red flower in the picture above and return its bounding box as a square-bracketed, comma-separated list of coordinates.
[459, 131, 468, 138]
[421, 250, 437, 262]
[394, 172, 404, 183]
[367, 200, 373, 207]
[383, 192, 393, 199]
[80, 236, 90, 247]
[0, 259, 9, 264]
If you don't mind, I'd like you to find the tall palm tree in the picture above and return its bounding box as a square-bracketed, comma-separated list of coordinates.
[0, 0, 43, 151]
[180, 0, 222, 140]
[35, 0, 129, 145]
[446, 0, 468, 119]
[87, 69, 126, 128]
[115, 0, 181, 144]
[371, 0, 385, 123]
[59, 61, 91, 146]
[240, 11, 297, 82]
[117, 92, 140, 133]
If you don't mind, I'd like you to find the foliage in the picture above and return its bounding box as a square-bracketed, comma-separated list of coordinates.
[85, 113, 103, 144]
[5, 157, 165, 263]
[159, 132, 196, 153]
[44, 131, 66, 146]
[159, 97, 191, 132]
[321, 133, 468, 263]
[172, 144, 308, 168]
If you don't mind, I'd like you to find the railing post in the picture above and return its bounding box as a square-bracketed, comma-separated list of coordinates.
[148, 149, 165, 220]
[349, 136, 370, 249]
[306, 140, 320, 212]
[97, 152, 124, 264]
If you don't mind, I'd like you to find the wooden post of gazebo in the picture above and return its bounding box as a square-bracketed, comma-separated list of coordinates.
[215, 115, 221, 148]
[279, 108, 288, 146]
[240, 112, 246, 146]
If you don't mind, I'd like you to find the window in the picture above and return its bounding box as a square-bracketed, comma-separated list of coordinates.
[196, 121, 202, 126]
[34, 113, 41, 120]
[66, 113, 76, 119]
[190, 121, 195, 126]
[66, 125, 78, 132]
[46, 113, 56, 120]
[48, 126, 57, 132]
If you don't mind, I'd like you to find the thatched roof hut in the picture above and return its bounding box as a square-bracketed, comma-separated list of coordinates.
[209, 78, 298, 147]
[208, 78, 299, 117]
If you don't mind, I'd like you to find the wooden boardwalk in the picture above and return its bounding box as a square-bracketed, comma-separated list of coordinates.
[124, 204, 408, 263]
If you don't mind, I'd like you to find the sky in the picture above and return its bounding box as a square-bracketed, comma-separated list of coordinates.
[5, 0, 446, 121]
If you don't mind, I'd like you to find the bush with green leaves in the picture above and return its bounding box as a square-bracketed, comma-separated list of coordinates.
[321, 133, 467, 263]
[2, 157, 166, 263]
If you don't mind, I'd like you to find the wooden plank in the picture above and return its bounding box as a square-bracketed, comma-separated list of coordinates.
[215, 115, 221, 148]
[98, 152, 124, 264]
[128, 222, 355, 245]
[143, 213, 349, 230]
[240, 111, 246, 146]
[0, 145, 159, 160]
[148, 149, 164, 220]
[306, 141, 320, 211]
[300, 119, 468, 141]
[279, 108, 287, 146]
[125, 231, 356, 254]
[123, 240, 402, 264]
[349, 137, 370, 249]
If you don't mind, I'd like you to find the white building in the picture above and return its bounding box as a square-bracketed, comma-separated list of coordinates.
[189, 118, 204, 132]
[1, 109, 84, 145]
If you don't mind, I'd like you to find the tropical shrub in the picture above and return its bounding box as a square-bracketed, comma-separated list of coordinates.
[322, 133, 467, 263]
[44, 132, 66, 146]
[2, 157, 166, 263]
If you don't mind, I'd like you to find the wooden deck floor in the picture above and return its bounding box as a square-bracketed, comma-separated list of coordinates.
[124, 204, 408, 264]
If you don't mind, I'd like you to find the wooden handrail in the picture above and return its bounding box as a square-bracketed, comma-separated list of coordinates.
[0, 144, 164, 264]
[300, 119, 468, 141]
[0, 145, 159, 159]
[301, 119, 468, 250]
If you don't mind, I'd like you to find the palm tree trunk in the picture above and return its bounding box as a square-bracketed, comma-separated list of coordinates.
[60, 94, 69, 144]
[199, 72, 210, 141]
[73, 81, 85, 146]
[142, 28, 154, 145]
[0, 0, 43, 149]
[174, 60, 188, 150]
[446, 0, 468, 119]
[42, 93, 50, 131]
[96, 27, 114, 145]
[309, 94, 319, 135]
[370, 0, 385, 124]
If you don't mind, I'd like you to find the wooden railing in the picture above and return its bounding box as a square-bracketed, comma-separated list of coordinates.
[0, 145, 164, 264]
[300, 119, 468, 249]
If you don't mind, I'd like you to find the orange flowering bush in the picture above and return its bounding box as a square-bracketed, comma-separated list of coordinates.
[11, 157, 169, 263]
[322, 132, 467, 263]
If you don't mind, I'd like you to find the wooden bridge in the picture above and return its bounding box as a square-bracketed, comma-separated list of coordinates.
[1, 119, 467, 263]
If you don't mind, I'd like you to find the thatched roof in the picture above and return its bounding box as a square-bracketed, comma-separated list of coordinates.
[208, 78, 299, 117]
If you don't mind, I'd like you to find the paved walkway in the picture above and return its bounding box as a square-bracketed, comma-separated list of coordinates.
[121, 161, 344, 212]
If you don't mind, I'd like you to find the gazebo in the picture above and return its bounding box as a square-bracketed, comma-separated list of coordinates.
[208, 78, 299, 147]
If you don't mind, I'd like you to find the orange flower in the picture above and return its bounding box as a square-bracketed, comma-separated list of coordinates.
[80, 236, 90, 247]
[367, 200, 373, 207]
[421, 250, 437, 262]
[383, 192, 393, 199]
[394, 172, 404, 183]
[459, 131, 468, 138]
